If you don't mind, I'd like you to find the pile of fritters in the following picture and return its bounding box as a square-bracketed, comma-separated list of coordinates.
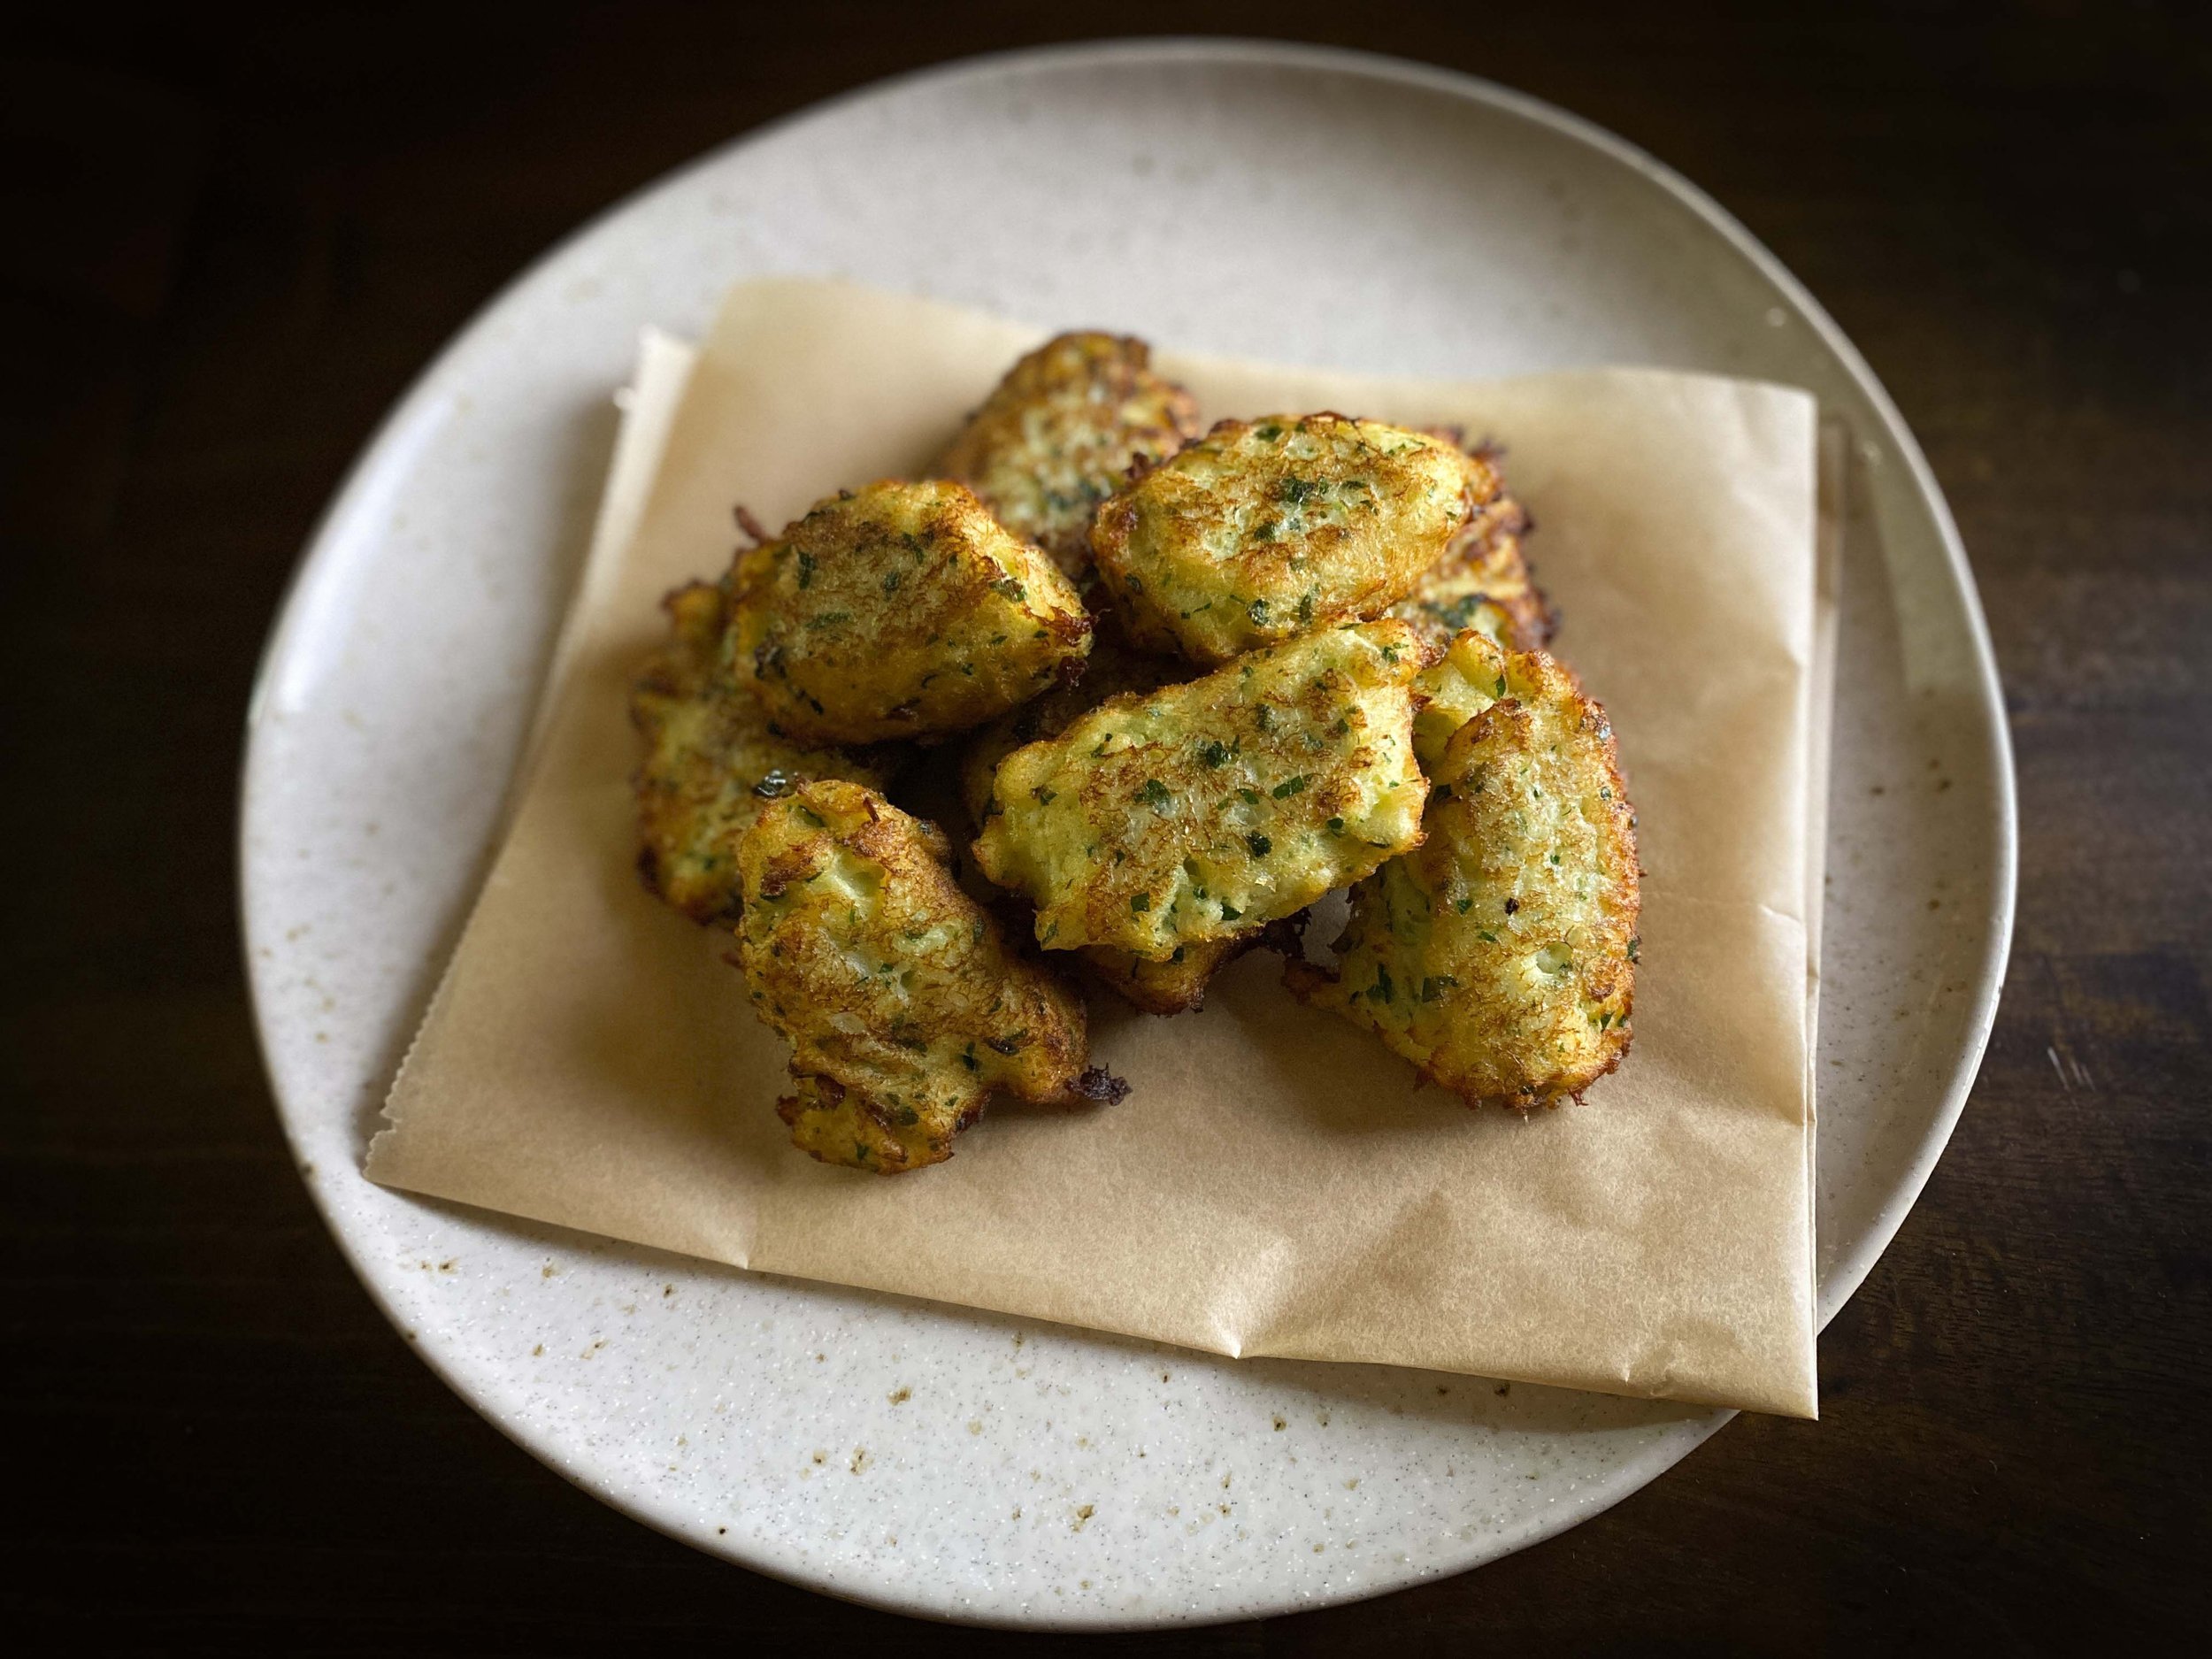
[630, 332, 1638, 1172]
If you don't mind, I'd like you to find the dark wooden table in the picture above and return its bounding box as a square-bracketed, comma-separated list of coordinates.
[4, 3, 2206, 1648]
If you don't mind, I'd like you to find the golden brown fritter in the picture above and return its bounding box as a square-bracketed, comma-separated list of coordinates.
[1411, 626, 1509, 772]
[1090, 415, 1497, 665]
[956, 632, 1181, 828]
[777, 1073, 954, 1175]
[630, 580, 895, 925]
[956, 635, 1250, 1013]
[1080, 933, 1255, 1016]
[735, 780, 1091, 1172]
[1286, 644, 1638, 1110]
[726, 480, 1091, 744]
[972, 619, 1435, 960]
[936, 332, 1202, 586]
[1389, 488, 1555, 654]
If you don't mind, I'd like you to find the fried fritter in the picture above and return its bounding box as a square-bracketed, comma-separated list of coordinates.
[1411, 626, 1509, 772]
[735, 780, 1092, 1172]
[956, 632, 1179, 827]
[630, 580, 895, 925]
[1083, 934, 1255, 1016]
[778, 1073, 951, 1174]
[1089, 415, 1497, 665]
[1286, 643, 1638, 1110]
[972, 619, 1435, 960]
[936, 332, 1202, 586]
[957, 635, 1252, 1013]
[726, 480, 1091, 744]
[1388, 488, 1555, 654]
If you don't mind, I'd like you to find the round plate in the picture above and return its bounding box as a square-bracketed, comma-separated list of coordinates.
[242, 40, 2015, 1629]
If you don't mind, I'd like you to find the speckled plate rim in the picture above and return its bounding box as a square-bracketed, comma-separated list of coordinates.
[241, 38, 2017, 1627]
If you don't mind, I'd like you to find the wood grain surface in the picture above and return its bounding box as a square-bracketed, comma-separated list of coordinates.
[3, 3, 2205, 1649]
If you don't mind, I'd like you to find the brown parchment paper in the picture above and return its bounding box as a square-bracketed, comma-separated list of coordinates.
[372, 279, 1828, 1417]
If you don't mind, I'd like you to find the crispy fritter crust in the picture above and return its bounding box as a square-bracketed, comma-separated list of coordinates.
[1388, 488, 1555, 653]
[1090, 415, 1497, 665]
[1079, 934, 1254, 1015]
[972, 619, 1436, 959]
[630, 580, 895, 924]
[778, 1073, 953, 1174]
[736, 780, 1091, 1172]
[956, 631, 1180, 827]
[936, 333, 1202, 585]
[726, 480, 1092, 744]
[1411, 626, 1509, 772]
[958, 635, 1254, 1013]
[1286, 642, 1638, 1110]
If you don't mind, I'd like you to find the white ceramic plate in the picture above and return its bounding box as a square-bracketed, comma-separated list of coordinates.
[242, 41, 2015, 1629]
